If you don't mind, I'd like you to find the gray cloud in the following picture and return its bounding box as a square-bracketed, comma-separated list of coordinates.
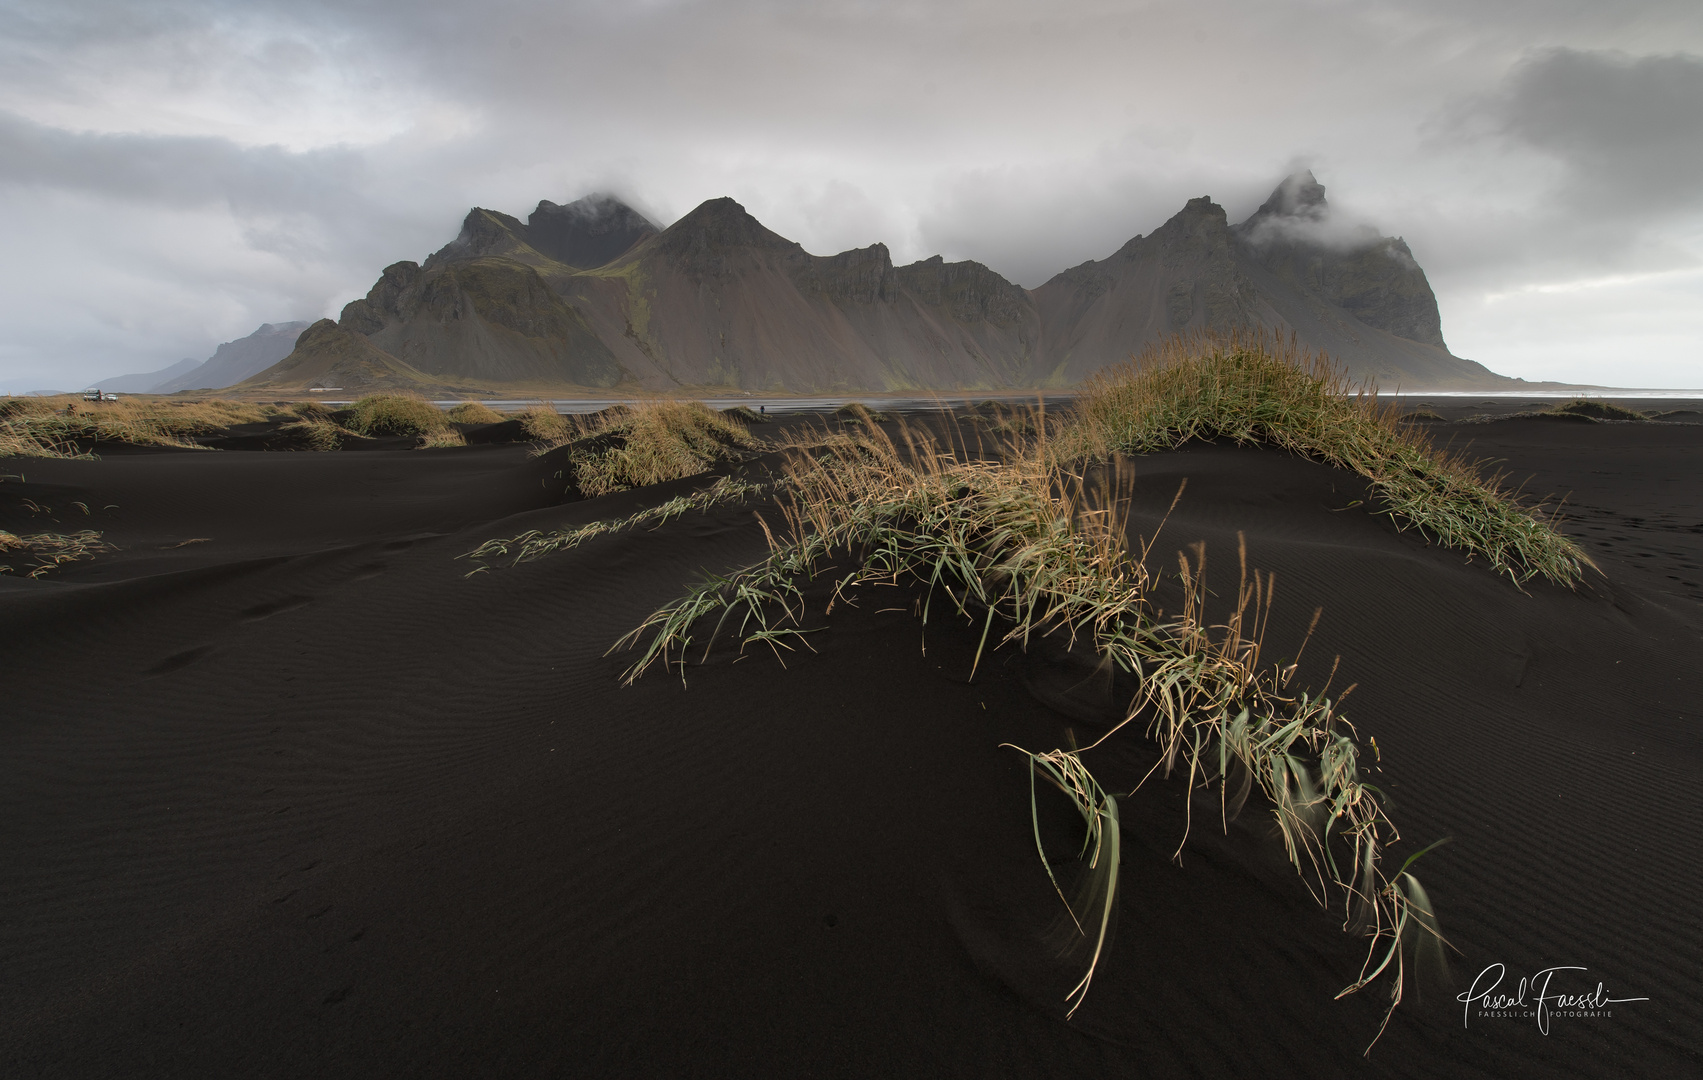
[1481, 47, 1703, 215]
[0, 110, 365, 213]
[2, 0, 1702, 387]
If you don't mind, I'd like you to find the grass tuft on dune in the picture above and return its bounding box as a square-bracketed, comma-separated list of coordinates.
[1062, 332, 1592, 587]
[515, 404, 575, 442]
[275, 418, 353, 451]
[615, 418, 1447, 1043]
[720, 405, 770, 424]
[343, 394, 451, 438]
[1546, 398, 1647, 422]
[447, 400, 505, 425]
[547, 400, 757, 497]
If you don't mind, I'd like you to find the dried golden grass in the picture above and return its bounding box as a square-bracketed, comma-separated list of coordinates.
[275, 419, 350, 451]
[417, 428, 467, 449]
[516, 404, 575, 442]
[0, 395, 276, 456]
[447, 400, 505, 425]
[290, 400, 334, 422]
[615, 420, 1448, 1044]
[343, 394, 450, 437]
[1061, 331, 1591, 588]
[720, 405, 770, 424]
[0, 528, 114, 577]
[557, 399, 757, 497]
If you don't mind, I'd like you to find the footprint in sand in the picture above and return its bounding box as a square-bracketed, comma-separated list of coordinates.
[142, 644, 213, 677]
[240, 595, 313, 621]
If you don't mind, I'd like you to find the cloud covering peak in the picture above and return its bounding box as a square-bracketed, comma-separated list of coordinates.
[1, 1, 1701, 389]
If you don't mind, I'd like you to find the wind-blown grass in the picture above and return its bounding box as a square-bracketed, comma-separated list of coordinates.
[0, 396, 275, 456]
[276, 418, 352, 451]
[1060, 332, 1591, 588]
[614, 421, 1448, 1044]
[0, 528, 114, 577]
[461, 475, 764, 574]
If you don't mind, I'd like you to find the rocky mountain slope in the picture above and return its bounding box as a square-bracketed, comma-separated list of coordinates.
[242, 179, 1509, 394]
[99, 322, 310, 394]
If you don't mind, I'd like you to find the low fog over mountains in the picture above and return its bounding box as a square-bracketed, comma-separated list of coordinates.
[237, 172, 1508, 395]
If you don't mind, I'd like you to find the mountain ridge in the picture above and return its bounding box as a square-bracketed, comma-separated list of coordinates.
[241, 179, 1511, 395]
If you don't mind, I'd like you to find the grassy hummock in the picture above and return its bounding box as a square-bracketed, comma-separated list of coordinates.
[1545, 398, 1647, 422]
[545, 400, 758, 497]
[447, 400, 505, 425]
[613, 420, 1447, 1043]
[343, 394, 452, 438]
[1061, 333, 1592, 588]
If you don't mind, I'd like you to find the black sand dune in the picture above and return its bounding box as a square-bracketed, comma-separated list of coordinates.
[2, 409, 1700, 1078]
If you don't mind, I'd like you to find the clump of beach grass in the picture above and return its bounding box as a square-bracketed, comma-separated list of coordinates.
[515, 404, 575, 441]
[275, 418, 352, 451]
[1060, 331, 1591, 588]
[1, 528, 114, 577]
[343, 394, 451, 437]
[1546, 398, 1646, 422]
[553, 400, 757, 497]
[417, 428, 467, 449]
[614, 420, 1447, 1044]
[448, 400, 505, 425]
[290, 400, 335, 422]
[834, 402, 888, 425]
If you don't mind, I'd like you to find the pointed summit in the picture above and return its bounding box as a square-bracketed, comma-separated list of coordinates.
[1232, 171, 1448, 350]
[1250, 170, 1329, 223]
[664, 198, 796, 250]
[427, 207, 534, 266]
[655, 198, 803, 279]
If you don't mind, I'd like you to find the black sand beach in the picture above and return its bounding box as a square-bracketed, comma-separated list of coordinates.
[3, 406, 1700, 1078]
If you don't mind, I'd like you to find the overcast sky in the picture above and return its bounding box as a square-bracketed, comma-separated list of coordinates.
[2, 0, 1701, 389]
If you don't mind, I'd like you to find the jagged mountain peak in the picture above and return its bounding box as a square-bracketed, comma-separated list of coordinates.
[532, 193, 653, 227]
[654, 197, 802, 278]
[1250, 170, 1329, 223]
[528, 194, 658, 268]
[1230, 173, 1447, 349]
[425, 207, 532, 267]
[666, 197, 790, 243]
[255, 177, 1502, 396]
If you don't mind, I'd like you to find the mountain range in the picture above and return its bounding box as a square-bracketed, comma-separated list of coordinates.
[240, 173, 1509, 395]
[100, 322, 310, 394]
